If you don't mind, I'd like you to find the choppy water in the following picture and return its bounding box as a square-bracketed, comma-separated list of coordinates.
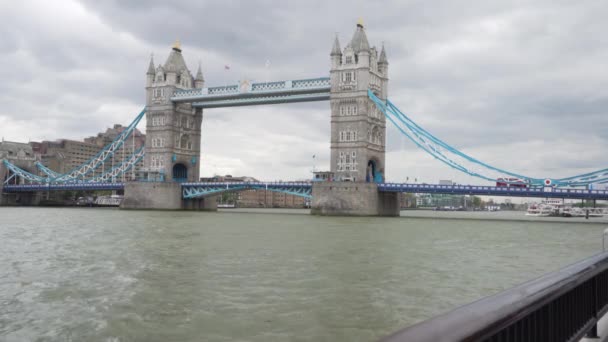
[0, 208, 606, 342]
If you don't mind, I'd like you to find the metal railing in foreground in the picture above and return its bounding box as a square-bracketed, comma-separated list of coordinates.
[379, 251, 608, 342]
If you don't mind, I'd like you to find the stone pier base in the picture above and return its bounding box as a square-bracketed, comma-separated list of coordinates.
[311, 182, 400, 216]
[0, 191, 43, 206]
[121, 181, 217, 210]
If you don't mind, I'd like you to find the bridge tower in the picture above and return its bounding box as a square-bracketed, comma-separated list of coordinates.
[142, 41, 203, 182]
[122, 41, 215, 210]
[329, 21, 388, 182]
[312, 22, 398, 216]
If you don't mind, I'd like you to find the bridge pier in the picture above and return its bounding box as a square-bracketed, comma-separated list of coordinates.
[311, 182, 400, 216]
[121, 182, 217, 210]
[0, 191, 43, 206]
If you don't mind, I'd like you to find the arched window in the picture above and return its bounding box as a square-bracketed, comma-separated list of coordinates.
[180, 135, 189, 149]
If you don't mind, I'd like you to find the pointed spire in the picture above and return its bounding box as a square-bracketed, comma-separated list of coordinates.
[331, 34, 342, 56]
[379, 44, 388, 65]
[195, 60, 204, 81]
[147, 53, 155, 75]
[173, 39, 181, 52]
[350, 21, 370, 53]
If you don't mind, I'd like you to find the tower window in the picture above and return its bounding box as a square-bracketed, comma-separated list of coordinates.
[345, 56, 353, 64]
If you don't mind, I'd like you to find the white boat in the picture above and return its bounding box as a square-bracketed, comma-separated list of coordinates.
[95, 195, 123, 207]
[526, 204, 554, 217]
[526, 199, 608, 217]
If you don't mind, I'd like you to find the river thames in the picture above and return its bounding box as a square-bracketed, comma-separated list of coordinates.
[1, 208, 606, 341]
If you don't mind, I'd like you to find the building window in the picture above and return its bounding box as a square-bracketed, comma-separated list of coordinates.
[153, 88, 164, 98]
[344, 72, 352, 82]
[151, 116, 165, 126]
[151, 138, 165, 148]
[337, 150, 357, 172]
[339, 105, 357, 116]
[345, 56, 353, 64]
[339, 130, 358, 142]
[151, 155, 164, 168]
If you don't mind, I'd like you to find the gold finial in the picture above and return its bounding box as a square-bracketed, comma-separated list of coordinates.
[357, 17, 364, 28]
[173, 39, 181, 51]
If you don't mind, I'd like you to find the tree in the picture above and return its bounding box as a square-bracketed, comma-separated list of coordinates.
[472, 196, 482, 208]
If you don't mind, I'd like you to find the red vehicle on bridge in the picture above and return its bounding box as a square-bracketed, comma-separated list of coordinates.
[496, 178, 529, 188]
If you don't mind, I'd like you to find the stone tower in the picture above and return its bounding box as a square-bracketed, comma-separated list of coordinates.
[144, 41, 203, 182]
[329, 22, 389, 183]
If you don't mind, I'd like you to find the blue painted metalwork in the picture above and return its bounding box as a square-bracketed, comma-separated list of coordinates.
[192, 93, 330, 109]
[2, 159, 47, 184]
[35, 162, 61, 178]
[182, 181, 313, 199]
[5, 179, 608, 201]
[90, 147, 145, 183]
[3, 182, 124, 192]
[3, 146, 144, 186]
[378, 183, 608, 200]
[2, 109, 145, 187]
[51, 108, 146, 183]
[369, 90, 608, 188]
[171, 77, 330, 107]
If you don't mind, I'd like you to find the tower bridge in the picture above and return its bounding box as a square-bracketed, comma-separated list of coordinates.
[2, 22, 608, 214]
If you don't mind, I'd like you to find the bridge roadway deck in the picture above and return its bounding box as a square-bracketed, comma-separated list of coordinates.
[3, 182, 608, 201]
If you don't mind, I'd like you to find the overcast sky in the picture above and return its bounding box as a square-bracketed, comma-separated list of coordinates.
[1, 0, 607, 184]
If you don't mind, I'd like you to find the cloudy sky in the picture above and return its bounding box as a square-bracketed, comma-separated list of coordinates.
[1, 0, 607, 184]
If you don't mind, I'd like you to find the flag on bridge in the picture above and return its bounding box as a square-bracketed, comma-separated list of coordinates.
[224, 65, 230, 70]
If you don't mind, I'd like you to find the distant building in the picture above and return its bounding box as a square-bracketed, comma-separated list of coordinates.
[312, 171, 334, 181]
[84, 124, 145, 150]
[0, 140, 37, 184]
[201, 174, 308, 208]
[33, 139, 103, 174]
[0, 140, 36, 163]
[30, 125, 145, 179]
[238, 189, 308, 208]
[439, 180, 454, 185]
[200, 175, 257, 183]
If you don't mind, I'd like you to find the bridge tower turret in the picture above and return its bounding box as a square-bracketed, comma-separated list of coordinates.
[143, 41, 203, 183]
[194, 62, 205, 89]
[329, 21, 388, 183]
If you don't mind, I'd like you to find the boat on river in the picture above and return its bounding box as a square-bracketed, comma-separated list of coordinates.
[526, 199, 608, 217]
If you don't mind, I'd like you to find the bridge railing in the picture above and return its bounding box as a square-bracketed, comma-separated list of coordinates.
[379, 183, 608, 198]
[182, 181, 312, 187]
[378, 251, 608, 342]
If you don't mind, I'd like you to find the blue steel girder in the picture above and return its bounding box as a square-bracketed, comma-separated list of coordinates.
[51, 108, 146, 182]
[35, 162, 61, 178]
[2, 182, 124, 192]
[2, 159, 47, 184]
[192, 93, 330, 109]
[378, 183, 608, 200]
[182, 185, 251, 199]
[182, 182, 312, 199]
[171, 77, 330, 107]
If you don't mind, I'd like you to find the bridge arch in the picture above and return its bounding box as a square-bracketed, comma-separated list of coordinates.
[172, 163, 188, 182]
[366, 158, 383, 183]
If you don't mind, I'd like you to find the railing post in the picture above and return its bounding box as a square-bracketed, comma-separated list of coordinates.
[586, 275, 600, 338]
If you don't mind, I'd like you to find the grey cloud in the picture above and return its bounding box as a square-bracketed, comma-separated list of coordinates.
[1, 0, 606, 183]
